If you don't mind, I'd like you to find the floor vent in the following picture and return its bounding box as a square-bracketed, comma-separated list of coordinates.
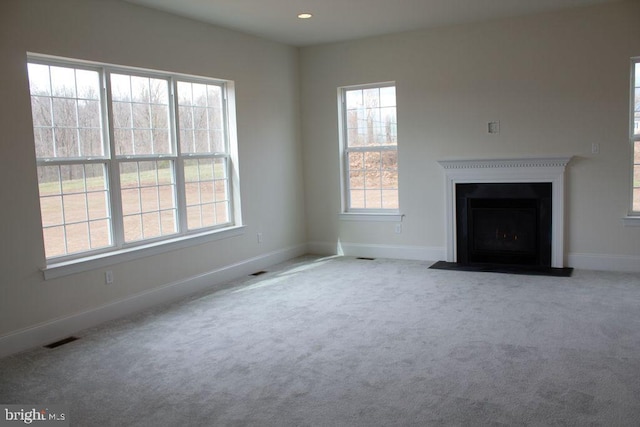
[44, 336, 79, 349]
[250, 270, 267, 276]
[356, 257, 376, 261]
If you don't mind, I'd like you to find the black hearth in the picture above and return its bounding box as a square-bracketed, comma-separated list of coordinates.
[455, 182, 552, 267]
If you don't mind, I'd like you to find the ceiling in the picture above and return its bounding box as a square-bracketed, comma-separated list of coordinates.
[123, 0, 621, 47]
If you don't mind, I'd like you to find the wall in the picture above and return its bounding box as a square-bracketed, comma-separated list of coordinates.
[300, 0, 640, 270]
[0, 0, 306, 353]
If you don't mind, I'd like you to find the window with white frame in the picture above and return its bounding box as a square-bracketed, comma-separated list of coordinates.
[339, 83, 399, 212]
[632, 59, 640, 212]
[27, 55, 238, 262]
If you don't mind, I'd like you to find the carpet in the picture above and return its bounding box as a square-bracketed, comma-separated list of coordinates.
[1, 255, 639, 426]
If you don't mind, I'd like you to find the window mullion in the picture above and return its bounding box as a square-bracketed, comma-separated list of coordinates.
[104, 69, 125, 250]
[171, 78, 188, 234]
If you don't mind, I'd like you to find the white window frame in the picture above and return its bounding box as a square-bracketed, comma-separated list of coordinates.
[28, 54, 243, 278]
[626, 58, 640, 225]
[337, 82, 402, 221]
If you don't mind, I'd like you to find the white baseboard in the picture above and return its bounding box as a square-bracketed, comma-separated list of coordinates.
[307, 241, 445, 262]
[568, 252, 640, 272]
[310, 243, 640, 272]
[0, 244, 307, 359]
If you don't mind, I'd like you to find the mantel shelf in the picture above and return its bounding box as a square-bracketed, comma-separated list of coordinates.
[437, 157, 572, 170]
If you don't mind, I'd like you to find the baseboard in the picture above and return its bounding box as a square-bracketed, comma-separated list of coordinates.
[568, 253, 640, 272]
[307, 241, 445, 262]
[309, 244, 640, 272]
[0, 244, 307, 359]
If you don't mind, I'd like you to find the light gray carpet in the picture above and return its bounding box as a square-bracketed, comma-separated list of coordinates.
[1, 256, 640, 426]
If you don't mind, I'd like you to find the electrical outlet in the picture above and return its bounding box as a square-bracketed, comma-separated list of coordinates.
[105, 270, 113, 284]
[257, 232, 263, 243]
[592, 143, 600, 154]
[395, 223, 402, 234]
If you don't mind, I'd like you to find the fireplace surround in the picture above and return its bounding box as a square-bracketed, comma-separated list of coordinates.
[438, 157, 571, 268]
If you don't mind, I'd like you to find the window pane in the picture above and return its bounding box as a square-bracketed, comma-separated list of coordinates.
[27, 63, 51, 96]
[201, 203, 215, 228]
[123, 215, 142, 242]
[50, 66, 76, 98]
[349, 170, 364, 190]
[89, 220, 111, 248]
[350, 190, 365, 209]
[78, 129, 103, 157]
[76, 69, 100, 100]
[184, 158, 230, 230]
[54, 128, 79, 158]
[34, 128, 54, 158]
[346, 147, 398, 210]
[121, 189, 141, 215]
[111, 73, 131, 102]
[365, 170, 382, 189]
[40, 195, 63, 227]
[37, 163, 112, 258]
[63, 193, 88, 223]
[111, 73, 171, 156]
[177, 81, 227, 154]
[31, 96, 52, 127]
[345, 86, 396, 149]
[28, 64, 104, 161]
[65, 222, 90, 254]
[42, 227, 65, 258]
[381, 190, 399, 209]
[120, 160, 176, 242]
[160, 210, 177, 235]
[634, 86, 639, 136]
[346, 90, 362, 110]
[365, 190, 382, 208]
[380, 86, 396, 107]
[215, 202, 229, 224]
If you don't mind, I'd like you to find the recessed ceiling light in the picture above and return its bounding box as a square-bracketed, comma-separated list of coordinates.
[297, 13, 313, 19]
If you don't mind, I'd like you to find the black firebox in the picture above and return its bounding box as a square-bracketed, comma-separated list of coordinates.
[455, 183, 552, 267]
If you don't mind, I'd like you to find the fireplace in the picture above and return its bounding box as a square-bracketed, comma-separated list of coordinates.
[455, 182, 552, 266]
[437, 157, 572, 269]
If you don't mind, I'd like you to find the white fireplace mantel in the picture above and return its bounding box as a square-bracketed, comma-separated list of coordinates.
[438, 157, 572, 268]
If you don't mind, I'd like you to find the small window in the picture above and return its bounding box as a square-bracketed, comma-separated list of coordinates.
[339, 83, 399, 212]
[27, 55, 240, 263]
[631, 59, 640, 212]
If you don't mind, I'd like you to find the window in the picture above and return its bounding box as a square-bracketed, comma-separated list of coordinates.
[632, 59, 640, 212]
[339, 83, 399, 213]
[27, 55, 239, 263]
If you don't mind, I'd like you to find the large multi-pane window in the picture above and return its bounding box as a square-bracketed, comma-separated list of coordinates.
[339, 83, 399, 212]
[27, 55, 238, 262]
[632, 59, 640, 212]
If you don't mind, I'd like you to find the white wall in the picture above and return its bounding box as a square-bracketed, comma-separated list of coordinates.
[300, 0, 640, 269]
[0, 0, 306, 348]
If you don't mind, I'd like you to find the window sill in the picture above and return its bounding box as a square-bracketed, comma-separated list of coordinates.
[339, 213, 404, 222]
[42, 225, 246, 280]
[622, 216, 640, 227]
